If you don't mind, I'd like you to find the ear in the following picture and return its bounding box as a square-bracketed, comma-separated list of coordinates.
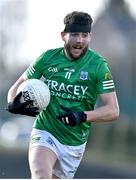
[61, 32, 66, 40]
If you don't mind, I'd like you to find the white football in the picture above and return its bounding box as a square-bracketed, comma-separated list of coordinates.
[17, 79, 50, 111]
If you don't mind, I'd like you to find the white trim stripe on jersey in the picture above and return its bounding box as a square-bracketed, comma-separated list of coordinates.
[103, 80, 115, 90]
[28, 66, 35, 76]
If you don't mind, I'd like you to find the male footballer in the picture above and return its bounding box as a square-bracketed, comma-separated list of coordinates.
[7, 11, 119, 179]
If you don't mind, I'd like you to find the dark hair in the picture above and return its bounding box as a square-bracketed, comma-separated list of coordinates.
[63, 11, 93, 32]
[64, 11, 93, 25]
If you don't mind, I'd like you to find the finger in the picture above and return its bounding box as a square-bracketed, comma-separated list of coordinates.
[60, 105, 71, 112]
[28, 110, 39, 116]
[21, 109, 39, 117]
[57, 113, 66, 120]
[32, 107, 39, 111]
[57, 115, 70, 125]
[23, 107, 39, 113]
[14, 91, 22, 102]
[28, 107, 39, 111]
[57, 115, 69, 125]
[22, 100, 34, 106]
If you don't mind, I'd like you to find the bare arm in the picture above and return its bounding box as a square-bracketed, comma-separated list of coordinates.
[7, 73, 28, 103]
[85, 92, 119, 123]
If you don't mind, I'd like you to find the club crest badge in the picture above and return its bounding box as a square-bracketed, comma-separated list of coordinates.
[80, 71, 88, 80]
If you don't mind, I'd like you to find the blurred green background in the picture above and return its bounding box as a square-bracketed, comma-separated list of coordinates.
[0, 0, 136, 178]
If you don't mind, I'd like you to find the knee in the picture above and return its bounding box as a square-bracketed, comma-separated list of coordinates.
[29, 158, 52, 179]
[31, 167, 52, 179]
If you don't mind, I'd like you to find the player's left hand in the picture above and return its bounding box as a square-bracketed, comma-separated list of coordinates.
[57, 105, 87, 127]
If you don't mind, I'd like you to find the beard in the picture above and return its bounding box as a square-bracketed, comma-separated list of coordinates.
[64, 43, 88, 60]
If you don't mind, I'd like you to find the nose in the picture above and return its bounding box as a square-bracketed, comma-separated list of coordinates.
[76, 34, 83, 43]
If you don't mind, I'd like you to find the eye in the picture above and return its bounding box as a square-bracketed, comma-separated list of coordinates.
[82, 33, 89, 38]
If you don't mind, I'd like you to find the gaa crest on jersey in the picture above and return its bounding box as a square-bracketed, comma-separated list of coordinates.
[80, 71, 88, 80]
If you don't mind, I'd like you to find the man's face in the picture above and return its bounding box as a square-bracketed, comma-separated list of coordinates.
[61, 32, 91, 60]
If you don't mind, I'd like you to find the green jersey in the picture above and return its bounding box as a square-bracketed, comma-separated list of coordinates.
[25, 47, 115, 145]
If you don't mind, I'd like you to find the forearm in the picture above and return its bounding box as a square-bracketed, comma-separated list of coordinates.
[7, 85, 18, 103]
[85, 105, 119, 123]
[58, 92, 119, 126]
[7, 73, 28, 103]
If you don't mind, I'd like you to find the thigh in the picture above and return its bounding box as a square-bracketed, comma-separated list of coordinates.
[29, 146, 57, 179]
[28, 128, 58, 179]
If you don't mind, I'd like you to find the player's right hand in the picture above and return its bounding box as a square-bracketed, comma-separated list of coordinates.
[7, 92, 39, 117]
